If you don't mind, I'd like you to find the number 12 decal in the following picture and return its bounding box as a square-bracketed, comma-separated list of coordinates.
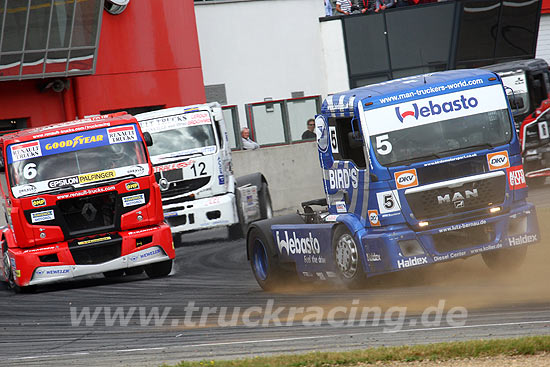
[191, 162, 207, 177]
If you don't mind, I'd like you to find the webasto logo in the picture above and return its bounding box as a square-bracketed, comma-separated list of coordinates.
[395, 95, 479, 122]
[276, 231, 321, 255]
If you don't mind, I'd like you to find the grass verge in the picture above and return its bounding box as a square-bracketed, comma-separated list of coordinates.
[168, 335, 550, 366]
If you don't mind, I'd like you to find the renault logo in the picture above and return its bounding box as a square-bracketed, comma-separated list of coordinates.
[159, 178, 170, 191]
[81, 203, 97, 222]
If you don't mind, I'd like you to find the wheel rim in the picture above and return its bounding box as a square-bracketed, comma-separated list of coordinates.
[335, 233, 359, 279]
[252, 239, 269, 281]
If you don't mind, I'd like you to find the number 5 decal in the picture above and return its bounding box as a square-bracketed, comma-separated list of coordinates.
[376, 134, 392, 155]
[376, 190, 401, 214]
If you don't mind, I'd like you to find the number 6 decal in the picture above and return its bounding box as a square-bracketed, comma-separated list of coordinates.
[23, 163, 37, 180]
[376, 134, 392, 155]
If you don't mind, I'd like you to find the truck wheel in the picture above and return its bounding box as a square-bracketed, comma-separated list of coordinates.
[481, 246, 527, 271]
[333, 225, 366, 289]
[247, 227, 292, 291]
[145, 259, 173, 278]
[2, 249, 34, 293]
[259, 182, 273, 219]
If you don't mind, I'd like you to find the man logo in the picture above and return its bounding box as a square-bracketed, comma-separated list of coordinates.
[394, 169, 418, 189]
[437, 189, 478, 206]
[395, 103, 419, 123]
[487, 151, 510, 171]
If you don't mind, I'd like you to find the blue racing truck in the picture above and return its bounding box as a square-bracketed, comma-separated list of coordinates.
[246, 69, 540, 290]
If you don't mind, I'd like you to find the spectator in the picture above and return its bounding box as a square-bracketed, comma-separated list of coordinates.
[324, 0, 333, 16]
[336, 0, 353, 15]
[359, 0, 374, 13]
[241, 127, 260, 150]
[302, 119, 317, 140]
[375, 0, 394, 11]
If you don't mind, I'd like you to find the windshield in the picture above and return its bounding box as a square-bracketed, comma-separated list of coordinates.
[500, 71, 529, 117]
[7, 124, 149, 198]
[371, 109, 512, 166]
[139, 111, 217, 159]
[365, 83, 513, 167]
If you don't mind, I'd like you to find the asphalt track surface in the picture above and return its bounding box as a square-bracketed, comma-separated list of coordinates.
[1, 186, 550, 366]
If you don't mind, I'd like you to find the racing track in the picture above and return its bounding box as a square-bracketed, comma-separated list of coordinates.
[1, 186, 550, 366]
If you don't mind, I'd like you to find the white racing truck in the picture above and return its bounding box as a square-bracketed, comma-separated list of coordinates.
[135, 103, 272, 244]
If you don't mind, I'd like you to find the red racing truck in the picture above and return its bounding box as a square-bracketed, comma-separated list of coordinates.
[0, 113, 174, 292]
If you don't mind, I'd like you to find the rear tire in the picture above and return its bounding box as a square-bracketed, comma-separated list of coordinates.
[259, 182, 273, 219]
[145, 259, 173, 278]
[333, 225, 367, 289]
[482, 246, 527, 271]
[247, 227, 295, 291]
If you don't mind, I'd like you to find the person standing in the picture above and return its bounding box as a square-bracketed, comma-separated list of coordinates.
[336, 0, 353, 15]
[241, 127, 260, 150]
[324, 0, 333, 16]
[301, 118, 317, 140]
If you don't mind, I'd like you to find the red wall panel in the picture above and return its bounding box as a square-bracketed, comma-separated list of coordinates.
[0, 1, 205, 128]
[543, 0, 550, 13]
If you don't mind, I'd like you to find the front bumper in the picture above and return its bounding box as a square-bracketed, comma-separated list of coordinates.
[361, 202, 539, 275]
[163, 193, 238, 233]
[8, 223, 174, 287]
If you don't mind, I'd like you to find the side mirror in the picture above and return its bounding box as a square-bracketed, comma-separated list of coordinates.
[143, 132, 153, 147]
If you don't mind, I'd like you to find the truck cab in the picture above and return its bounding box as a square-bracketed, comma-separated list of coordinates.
[485, 59, 550, 181]
[135, 103, 272, 243]
[0, 113, 175, 291]
[246, 69, 539, 291]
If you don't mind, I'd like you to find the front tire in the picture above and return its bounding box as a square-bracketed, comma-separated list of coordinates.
[482, 246, 527, 271]
[333, 225, 367, 289]
[145, 259, 173, 278]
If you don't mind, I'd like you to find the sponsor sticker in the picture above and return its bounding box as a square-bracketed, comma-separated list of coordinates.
[328, 167, 358, 190]
[122, 193, 146, 207]
[276, 231, 321, 256]
[128, 165, 146, 176]
[315, 116, 329, 153]
[487, 150, 510, 171]
[153, 160, 194, 173]
[394, 168, 418, 189]
[31, 198, 46, 207]
[507, 234, 538, 246]
[44, 134, 104, 152]
[79, 170, 116, 184]
[48, 176, 79, 188]
[125, 182, 140, 191]
[335, 201, 347, 213]
[507, 166, 526, 190]
[367, 253, 382, 262]
[31, 209, 55, 223]
[107, 125, 138, 144]
[77, 236, 112, 246]
[10, 141, 42, 162]
[397, 256, 428, 269]
[368, 210, 381, 226]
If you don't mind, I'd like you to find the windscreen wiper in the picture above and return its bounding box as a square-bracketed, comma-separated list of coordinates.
[26, 185, 75, 197]
[436, 143, 495, 157]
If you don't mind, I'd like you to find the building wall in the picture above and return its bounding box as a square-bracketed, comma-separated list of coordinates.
[195, 0, 328, 128]
[0, 1, 205, 127]
[536, 14, 550, 64]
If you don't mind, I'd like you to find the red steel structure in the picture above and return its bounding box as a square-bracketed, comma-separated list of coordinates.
[0, 1, 205, 129]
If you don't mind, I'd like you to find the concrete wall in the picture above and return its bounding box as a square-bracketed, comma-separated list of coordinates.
[231, 142, 326, 214]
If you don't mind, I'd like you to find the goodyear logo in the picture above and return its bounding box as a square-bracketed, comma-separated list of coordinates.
[79, 170, 115, 184]
[45, 135, 103, 151]
[31, 197, 46, 207]
[77, 236, 112, 246]
[126, 182, 140, 191]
